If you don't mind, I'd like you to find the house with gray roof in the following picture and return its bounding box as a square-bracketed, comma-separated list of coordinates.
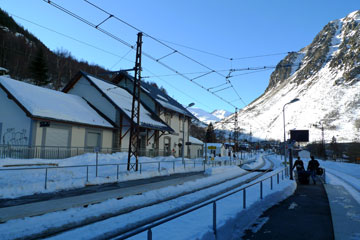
[0, 75, 114, 158]
[63, 71, 174, 154]
[111, 71, 196, 158]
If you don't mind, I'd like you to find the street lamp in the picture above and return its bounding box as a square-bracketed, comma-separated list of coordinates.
[283, 98, 299, 176]
[182, 102, 195, 163]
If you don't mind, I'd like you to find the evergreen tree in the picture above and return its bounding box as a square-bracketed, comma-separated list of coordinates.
[205, 123, 217, 143]
[29, 47, 49, 86]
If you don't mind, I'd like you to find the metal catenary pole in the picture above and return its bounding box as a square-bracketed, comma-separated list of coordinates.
[127, 32, 143, 171]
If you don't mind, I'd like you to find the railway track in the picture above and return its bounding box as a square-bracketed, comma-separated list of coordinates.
[21, 155, 276, 240]
[324, 167, 360, 193]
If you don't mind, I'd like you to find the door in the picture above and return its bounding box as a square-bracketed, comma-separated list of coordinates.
[44, 127, 70, 158]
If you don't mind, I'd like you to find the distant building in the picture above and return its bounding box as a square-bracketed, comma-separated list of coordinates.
[188, 136, 203, 158]
[205, 143, 226, 157]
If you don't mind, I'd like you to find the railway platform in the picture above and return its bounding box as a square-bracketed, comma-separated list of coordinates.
[242, 180, 360, 240]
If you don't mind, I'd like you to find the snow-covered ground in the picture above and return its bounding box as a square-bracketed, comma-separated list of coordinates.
[0, 153, 359, 240]
[0, 152, 254, 199]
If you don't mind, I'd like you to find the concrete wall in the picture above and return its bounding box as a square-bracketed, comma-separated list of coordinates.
[0, 88, 31, 145]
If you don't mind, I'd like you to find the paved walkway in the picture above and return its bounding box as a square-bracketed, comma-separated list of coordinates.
[243, 181, 334, 240]
[0, 171, 205, 222]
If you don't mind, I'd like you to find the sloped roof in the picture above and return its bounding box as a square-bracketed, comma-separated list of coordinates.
[80, 73, 173, 132]
[114, 71, 195, 118]
[0, 76, 113, 128]
[189, 136, 203, 145]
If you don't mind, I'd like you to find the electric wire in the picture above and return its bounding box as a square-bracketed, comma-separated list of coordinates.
[43, 0, 238, 108]
[6, 13, 134, 63]
[80, 0, 245, 106]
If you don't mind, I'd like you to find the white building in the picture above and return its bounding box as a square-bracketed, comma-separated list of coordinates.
[0, 76, 114, 158]
[205, 143, 226, 157]
[63, 71, 174, 153]
[188, 136, 203, 159]
[112, 71, 196, 157]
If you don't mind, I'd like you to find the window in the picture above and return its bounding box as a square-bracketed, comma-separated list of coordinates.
[44, 127, 70, 147]
[164, 137, 171, 154]
[86, 131, 101, 148]
[179, 115, 184, 132]
[165, 113, 171, 126]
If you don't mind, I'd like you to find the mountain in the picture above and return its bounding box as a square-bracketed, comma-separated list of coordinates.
[188, 107, 231, 125]
[0, 8, 109, 89]
[211, 109, 232, 120]
[215, 10, 360, 143]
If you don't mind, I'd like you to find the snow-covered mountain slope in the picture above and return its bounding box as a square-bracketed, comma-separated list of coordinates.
[188, 107, 232, 125]
[216, 10, 360, 143]
[211, 109, 232, 120]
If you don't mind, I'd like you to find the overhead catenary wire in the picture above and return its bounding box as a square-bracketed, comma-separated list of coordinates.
[80, 0, 250, 107]
[43, 0, 238, 108]
[5, 13, 134, 63]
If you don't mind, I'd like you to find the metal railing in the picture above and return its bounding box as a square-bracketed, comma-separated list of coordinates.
[0, 159, 244, 192]
[0, 145, 176, 159]
[114, 167, 287, 239]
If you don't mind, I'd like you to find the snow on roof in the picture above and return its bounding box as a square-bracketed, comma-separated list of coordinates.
[119, 72, 194, 118]
[0, 76, 113, 128]
[189, 136, 203, 145]
[85, 75, 171, 131]
[156, 98, 190, 116]
[0, 67, 9, 72]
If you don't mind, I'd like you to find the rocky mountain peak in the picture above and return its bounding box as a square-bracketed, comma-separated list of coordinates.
[266, 10, 360, 92]
[216, 10, 360, 143]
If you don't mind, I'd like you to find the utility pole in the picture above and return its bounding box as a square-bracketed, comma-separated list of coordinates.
[127, 32, 143, 171]
[234, 108, 238, 159]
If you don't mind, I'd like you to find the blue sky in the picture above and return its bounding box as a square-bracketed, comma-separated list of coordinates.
[1, 0, 359, 113]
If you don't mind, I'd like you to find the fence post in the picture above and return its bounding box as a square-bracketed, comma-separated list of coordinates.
[193, 160, 195, 168]
[271, 176, 273, 190]
[183, 161, 186, 169]
[86, 166, 89, 182]
[117, 165, 119, 180]
[243, 188, 246, 209]
[213, 202, 217, 237]
[96, 151, 99, 177]
[140, 163, 142, 174]
[158, 162, 160, 173]
[277, 173, 279, 184]
[44, 168, 48, 189]
[147, 228, 152, 240]
[260, 181, 263, 199]
[282, 169, 284, 180]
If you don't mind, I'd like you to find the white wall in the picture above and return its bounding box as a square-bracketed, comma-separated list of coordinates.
[158, 111, 191, 157]
[0, 88, 31, 145]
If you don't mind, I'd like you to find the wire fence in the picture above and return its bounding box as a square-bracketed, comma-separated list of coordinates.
[0, 158, 247, 194]
[0, 145, 184, 159]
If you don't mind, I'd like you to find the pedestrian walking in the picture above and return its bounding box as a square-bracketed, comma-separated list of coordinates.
[307, 156, 320, 184]
[292, 156, 305, 171]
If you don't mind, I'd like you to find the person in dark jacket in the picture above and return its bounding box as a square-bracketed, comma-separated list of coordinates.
[292, 156, 305, 171]
[307, 156, 320, 184]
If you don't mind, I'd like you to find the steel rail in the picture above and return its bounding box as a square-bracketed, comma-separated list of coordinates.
[37, 156, 276, 239]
